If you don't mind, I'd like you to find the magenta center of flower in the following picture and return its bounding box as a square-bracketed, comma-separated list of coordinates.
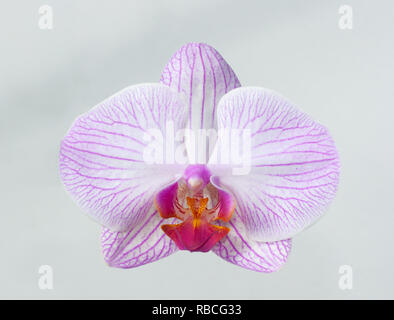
[154, 165, 236, 252]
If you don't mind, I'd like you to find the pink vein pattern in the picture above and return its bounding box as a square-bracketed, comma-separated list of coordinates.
[101, 207, 178, 268]
[216, 87, 340, 241]
[59, 84, 187, 232]
[160, 42, 241, 131]
[213, 214, 291, 272]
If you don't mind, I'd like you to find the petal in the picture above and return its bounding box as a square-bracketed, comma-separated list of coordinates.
[214, 87, 340, 241]
[101, 207, 178, 268]
[160, 42, 241, 131]
[59, 83, 187, 231]
[212, 214, 292, 273]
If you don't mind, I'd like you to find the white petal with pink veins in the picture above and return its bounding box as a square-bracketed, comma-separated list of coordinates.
[212, 214, 291, 273]
[160, 42, 241, 132]
[101, 208, 178, 268]
[214, 87, 340, 241]
[59, 83, 187, 231]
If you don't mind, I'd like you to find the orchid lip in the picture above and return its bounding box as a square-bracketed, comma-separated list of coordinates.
[161, 197, 230, 252]
[155, 165, 235, 252]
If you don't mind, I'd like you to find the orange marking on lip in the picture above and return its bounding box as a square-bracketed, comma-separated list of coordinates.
[186, 197, 209, 218]
[161, 197, 230, 252]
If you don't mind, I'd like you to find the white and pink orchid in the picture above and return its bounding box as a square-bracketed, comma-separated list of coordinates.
[59, 43, 339, 272]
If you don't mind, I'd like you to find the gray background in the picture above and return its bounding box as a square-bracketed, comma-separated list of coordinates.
[1, 0, 393, 299]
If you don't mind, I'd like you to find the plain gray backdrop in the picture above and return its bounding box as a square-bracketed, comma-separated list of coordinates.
[1, 0, 393, 299]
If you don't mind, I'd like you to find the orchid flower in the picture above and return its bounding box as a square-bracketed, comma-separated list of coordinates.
[59, 43, 339, 272]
